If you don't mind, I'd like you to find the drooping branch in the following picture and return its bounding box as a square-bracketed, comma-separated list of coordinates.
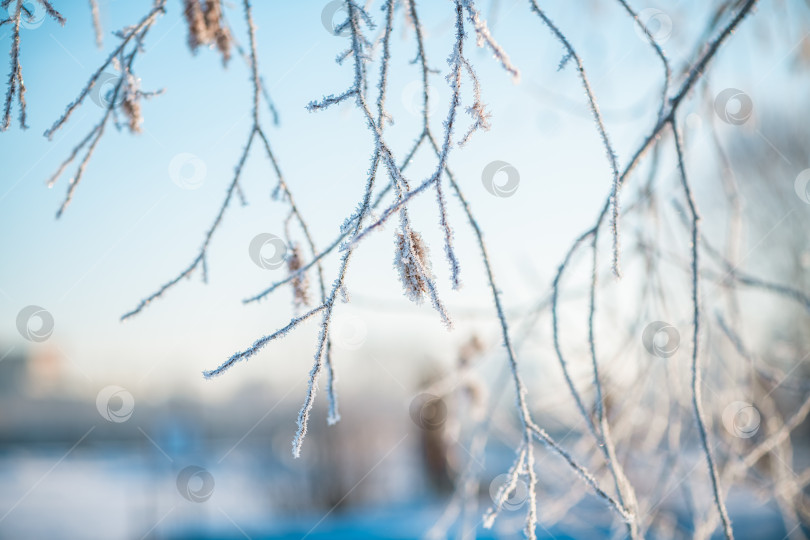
[2, 0, 65, 131]
[1, 1, 790, 537]
[672, 117, 734, 540]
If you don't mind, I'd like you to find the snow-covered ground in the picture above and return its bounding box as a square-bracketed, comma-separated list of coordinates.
[0, 448, 792, 539]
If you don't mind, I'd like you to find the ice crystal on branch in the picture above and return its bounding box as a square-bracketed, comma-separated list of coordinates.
[2, 1, 788, 538]
[1, 0, 65, 131]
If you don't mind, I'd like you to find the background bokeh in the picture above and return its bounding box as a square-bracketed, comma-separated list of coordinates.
[1, 0, 809, 538]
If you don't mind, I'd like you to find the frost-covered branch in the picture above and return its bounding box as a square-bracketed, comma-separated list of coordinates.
[4, 1, 787, 537]
[123, 0, 321, 327]
[44, 1, 164, 140]
[121, 128, 255, 321]
[2, 0, 65, 131]
[614, 0, 671, 120]
[672, 117, 733, 540]
[203, 304, 326, 378]
[44, 1, 166, 218]
[528, 1, 622, 278]
[89, 0, 102, 48]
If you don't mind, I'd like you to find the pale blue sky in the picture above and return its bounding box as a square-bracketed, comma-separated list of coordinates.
[0, 0, 806, 401]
